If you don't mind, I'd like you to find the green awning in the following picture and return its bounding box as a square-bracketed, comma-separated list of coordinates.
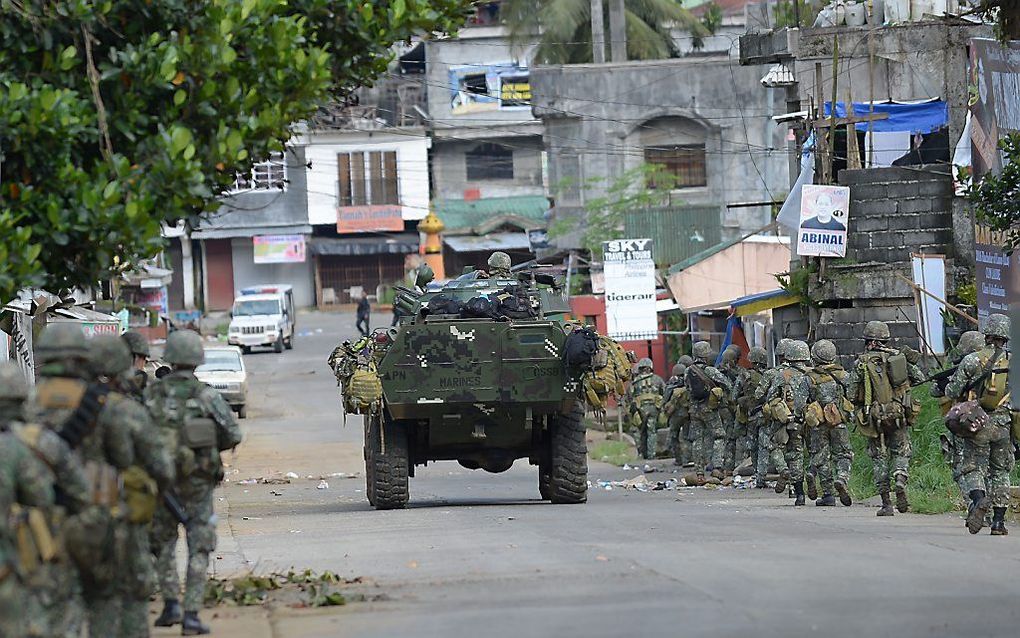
[432, 196, 550, 232]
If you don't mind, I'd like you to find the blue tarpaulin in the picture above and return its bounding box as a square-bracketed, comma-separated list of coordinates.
[823, 100, 948, 134]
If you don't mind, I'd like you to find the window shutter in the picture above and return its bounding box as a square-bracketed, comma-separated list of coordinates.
[383, 151, 399, 205]
[338, 153, 352, 206]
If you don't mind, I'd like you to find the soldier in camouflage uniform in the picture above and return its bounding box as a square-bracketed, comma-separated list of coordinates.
[719, 345, 744, 473]
[486, 251, 513, 279]
[732, 347, 767, 485]
[847, 321, 925, 516]
[626, 358, 665, 459]
[122, 330, 153, 400]
[89, 336, 175, 638]
[148, 330, 243, 634]
[931, 330, 984, 501]
[24, 323, 136, 636]
[662, 363, 690, 465]
[759, 340, 812, 504]
[0, 362, 57, 638]
[804, 340, 854, 507]
[684, 342, 732, 478]
[945, 314, 1015, 535]
[755, 339, 790, 488]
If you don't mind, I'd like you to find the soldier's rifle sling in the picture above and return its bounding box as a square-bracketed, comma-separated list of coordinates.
[162, 490, 189, 526]
[56, 383, 111, 449]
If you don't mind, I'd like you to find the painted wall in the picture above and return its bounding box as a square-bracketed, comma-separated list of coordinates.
[229, 238, 316, 308]
[304, 130, 431, 225]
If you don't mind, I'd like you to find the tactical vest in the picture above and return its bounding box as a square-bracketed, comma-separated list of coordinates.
[971, 347, 1010, 411]
[806, 365, 853, 428]
[631, 373, 663, 407]
[148, 377, 223, 481]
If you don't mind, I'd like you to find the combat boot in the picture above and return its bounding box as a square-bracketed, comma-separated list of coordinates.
[990, 507, 1009, 536]
[754, 477, 767, 489]
[966, 489, 989, 534]
[793, 481, 805, 506]
[805, 474, 818, 501]
[876, 491, 895, 516]
[815, 493, 836, 506]
[773, 470, 788, 495]
[835, 480, 852, 507]
[894, 475, 909, 513]
[181, 611, 210, 635]
[155, 599, 183, 627]
[710, 468, 725, 480]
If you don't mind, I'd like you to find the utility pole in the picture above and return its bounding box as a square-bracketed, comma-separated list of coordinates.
[608, 0, 627, 63]
[590, 0, 606, 64]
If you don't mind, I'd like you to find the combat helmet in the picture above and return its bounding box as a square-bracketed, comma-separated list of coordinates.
[776, 338, 793, 361]
[0, 361, 30, 403]
[88, 335, 133, 377]
[35, 323, 89, 364]
[671, 363, 685, 378]
[121, 330, 150, 359]
[164, 330, 205, 367]
[637, 357, 653, 371]
[721, 344, 741, 363]
[958, 330, 984, 356]
[863, 320, 891, 341]
[748, 347, 767, 366]
[785, 340, 811, 362]
[692, 341, 713, 363]
[983, 313, 1010, 340]
[811, 339, 838, 364]
[487, 251, 512, 273]
[678, 355, 694, 367]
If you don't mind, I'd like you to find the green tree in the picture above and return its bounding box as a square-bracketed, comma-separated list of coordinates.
[0, 0, 471, 302]
[502, 0, 708, 64]
[967, 132, 1020, 251]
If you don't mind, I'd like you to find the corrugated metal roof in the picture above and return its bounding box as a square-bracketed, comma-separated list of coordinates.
[623, 206, 722, 267]
[432, 196, 549, 231]
[444, 232, 531, 253]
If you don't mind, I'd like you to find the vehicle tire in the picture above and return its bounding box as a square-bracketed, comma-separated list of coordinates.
[366, 413, 409, 510]
[241, 346, 251, 355]
[273, 335, 284, 353]
[538, 463, 552, 501]
[284, 334, 293, 350]
[364, 439, 376, 507]
[237, 404, 247, 419]
[547, 404, 587, 504]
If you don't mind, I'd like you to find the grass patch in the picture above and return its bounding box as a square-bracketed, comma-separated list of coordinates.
[215, 322, 230, 337]
[848, 384, 960, 514]
[589, 440, 638, 466]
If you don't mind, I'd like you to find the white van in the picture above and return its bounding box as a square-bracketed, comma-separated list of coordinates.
[227, 284, 295, 354]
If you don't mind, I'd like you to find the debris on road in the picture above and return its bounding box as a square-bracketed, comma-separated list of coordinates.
[285, 471, 299, 479]
[204, 569, 361, 609]
[316, 480, 329, 490]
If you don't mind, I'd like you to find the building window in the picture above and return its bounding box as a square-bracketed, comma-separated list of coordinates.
[644, 145, 707, 188]
[337, 151, 399, 206]
[232, 151, 286, 193]
[466, 143, 514, 180]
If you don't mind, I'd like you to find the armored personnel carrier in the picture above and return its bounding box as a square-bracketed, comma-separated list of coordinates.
[362, 266, 588, 509]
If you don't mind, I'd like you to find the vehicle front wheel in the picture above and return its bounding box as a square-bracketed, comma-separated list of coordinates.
[284, 335, 293, 350]
[273, 335, 284, 353]
[237, 404, 247, 419]
[241, 346, 251, 355]
[365, 413, 409, 510]
[547, 404, 587, 504]
[538, 462, 552, 501]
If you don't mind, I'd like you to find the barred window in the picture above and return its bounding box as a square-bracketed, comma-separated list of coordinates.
[644, 145, 707, 188]
[232, 151, 286, 193]
[466, 143, 514, 180]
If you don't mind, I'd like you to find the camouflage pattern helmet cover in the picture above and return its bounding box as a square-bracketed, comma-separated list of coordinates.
[786, 340, 811, 362]
[721, 345, 741, 362]
[984, 313, 1010, 340]
[35, 322, 89, 363]
[164, 330, 205, 367]
[121, 330, 150, 358]
[0, 361, 30, 401]
[487, 251, 512, 272]
[748, 347, 767, 365]
[692, 341, 713, 362]
[958, 330, 984, 355]
[811, 339, 838, 363]
[88, 335, 133, 377]
[671, 363, 685, 377]
[677, 355, 694, 366]
[637, 357, 653, 370]
[776, 338, 793, 359]
[863, 320, 891, 341]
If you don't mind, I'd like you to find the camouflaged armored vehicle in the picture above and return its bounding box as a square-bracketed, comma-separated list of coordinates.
[363, 266, 588, 509]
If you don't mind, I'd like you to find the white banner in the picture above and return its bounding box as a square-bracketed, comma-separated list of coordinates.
[911, 254, 946, 355]
[602, 238, 658, 341]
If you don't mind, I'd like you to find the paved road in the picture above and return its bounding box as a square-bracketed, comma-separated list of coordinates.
[213, 311, 1020, 638]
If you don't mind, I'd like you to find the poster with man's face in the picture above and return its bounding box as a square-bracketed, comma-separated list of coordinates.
[798, 184, 849, 257]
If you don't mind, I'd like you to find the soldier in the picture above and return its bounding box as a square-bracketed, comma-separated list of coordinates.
[148, 330, 243, 634]
[89, 336, 175, 638]
[0, 362, 57, 638]
[804, 340, 854, 507]
[626, 358, 665, 459]
[760, 340, 813, 504]
[684, 342, 732, 478]
[931, 330, 984, 501]
[122, 330, 152, 399]
[24, 322, 136, 635]
[733, 347, 767, 484]
[848, 321, 925, 516]
[719, 345, 744, 473]
[486, 251, 513, 279]
[755, 339, 791, 489]
[662, 363, 690, 465]
[945, 313, 1015, 535]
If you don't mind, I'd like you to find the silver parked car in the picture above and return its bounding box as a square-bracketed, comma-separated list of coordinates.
[195, 346, 249, 418]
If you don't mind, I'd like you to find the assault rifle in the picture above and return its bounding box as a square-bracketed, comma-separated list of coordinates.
[162, 490, 189, 526]
[915, 366, 1009, 392]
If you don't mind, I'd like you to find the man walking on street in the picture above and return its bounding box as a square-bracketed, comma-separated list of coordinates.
[147, 330, 243, 634]
[357, 292, 371, 337]
[626, 358, 665, 459]
[805, 340, 854, 506]
[685, 342, 732, 478]
[759, 340, 812, 504]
